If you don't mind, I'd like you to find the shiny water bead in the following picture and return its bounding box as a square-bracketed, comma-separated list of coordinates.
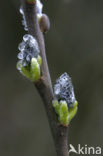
[17, 52, 24, 60]
[54, 73, 76, 107]
[23, 34, 31, 42]
[18, 42, 25, 51]
[18, 34, 40, 67]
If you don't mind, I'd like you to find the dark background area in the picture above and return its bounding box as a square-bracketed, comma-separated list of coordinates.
[0, 0, 103, 156]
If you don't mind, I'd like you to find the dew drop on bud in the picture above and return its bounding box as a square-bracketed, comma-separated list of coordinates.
[17, 52, 24, 60]
[18, 42, 25, 51]
[23, 34, 34, 42]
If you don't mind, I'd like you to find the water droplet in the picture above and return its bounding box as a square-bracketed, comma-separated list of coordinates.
[18, 42, 25, 51]
[17, 52, 24, 59]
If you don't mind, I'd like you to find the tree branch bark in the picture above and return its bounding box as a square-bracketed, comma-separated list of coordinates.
[21, 1, 69, 156]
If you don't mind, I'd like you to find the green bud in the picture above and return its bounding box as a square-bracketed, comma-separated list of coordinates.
[53, 100, 60, 115]
[68, 101, 78, 123]
[59, 101, 69, 125]
[31, 58, 40, 81]
[53, 100, 78, 126]
[37, 55, 42, 66]
[17, 55, 41, 82]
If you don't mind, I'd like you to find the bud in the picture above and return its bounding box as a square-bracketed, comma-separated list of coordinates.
[17, 34, 41, 82]
[53, 73, 78, 125]
[39, 14, 50, 33]
[53, 100, 78, 126]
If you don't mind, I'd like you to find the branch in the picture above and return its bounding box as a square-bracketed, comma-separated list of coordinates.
[21, 0, 69, 156]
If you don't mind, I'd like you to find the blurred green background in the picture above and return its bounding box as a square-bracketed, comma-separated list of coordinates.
[0, 0, 103, 156]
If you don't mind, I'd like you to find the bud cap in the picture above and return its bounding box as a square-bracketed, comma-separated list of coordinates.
[18, 34, 40, 67]
[54, 73, 76, 107]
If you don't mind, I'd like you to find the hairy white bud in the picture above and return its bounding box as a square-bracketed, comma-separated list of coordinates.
[17, 34, 40, 68]
[54, 73, 76, 107]
[20, 6, 28, 31]
[36, 0, 43, 18]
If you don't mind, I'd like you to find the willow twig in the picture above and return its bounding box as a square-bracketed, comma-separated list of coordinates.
[21, 1, 69, 156]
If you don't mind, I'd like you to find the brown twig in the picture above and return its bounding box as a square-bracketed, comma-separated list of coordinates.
[21, 1, 69, 156]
